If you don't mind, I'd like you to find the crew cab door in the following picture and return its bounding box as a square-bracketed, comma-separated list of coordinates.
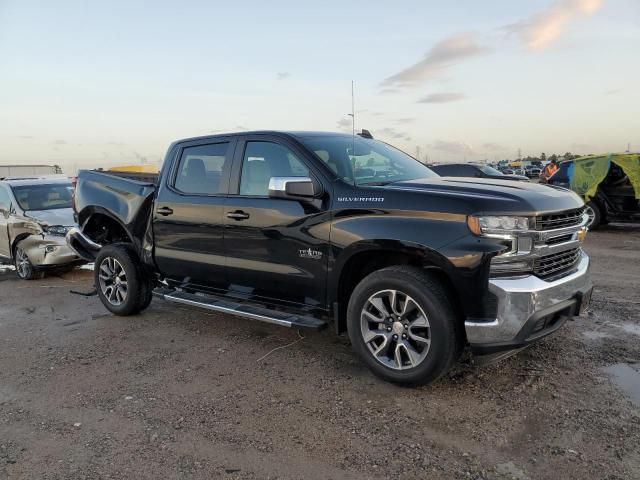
[152, 138, 236, 290]
[223, 135, 330, 309]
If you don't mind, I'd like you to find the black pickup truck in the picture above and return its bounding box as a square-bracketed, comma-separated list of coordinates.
[67, 131, 593, 385]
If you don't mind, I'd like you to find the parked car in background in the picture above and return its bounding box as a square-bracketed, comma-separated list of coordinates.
[430, 163, 529, 181]
[525, 165, 542, 178]
[547, 154, 640, 229]
[0, 176, 84, 279]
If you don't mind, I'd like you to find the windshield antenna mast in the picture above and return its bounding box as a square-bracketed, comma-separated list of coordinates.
[348, 80, 355, 156]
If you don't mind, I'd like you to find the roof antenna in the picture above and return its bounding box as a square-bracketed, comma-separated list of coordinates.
[348, 80, 355, 156]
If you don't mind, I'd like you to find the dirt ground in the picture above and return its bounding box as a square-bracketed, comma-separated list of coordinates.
[1, 226, 639, 480]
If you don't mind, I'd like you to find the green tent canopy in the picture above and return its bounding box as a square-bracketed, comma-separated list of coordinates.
[570, 153, 640, 201]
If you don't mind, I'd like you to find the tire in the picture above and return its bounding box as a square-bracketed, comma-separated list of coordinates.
[94, 243, 148, 316]
[346, 266, 461, 386]
[585, 201, 601, 230]
[14, 243, 43, 280]
[136, 271, 154, 313]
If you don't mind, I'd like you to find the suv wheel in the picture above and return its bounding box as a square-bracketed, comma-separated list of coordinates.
[95, 243, 149, 316]
[14, 244, 43, 280]
[347, 266, 461, 385]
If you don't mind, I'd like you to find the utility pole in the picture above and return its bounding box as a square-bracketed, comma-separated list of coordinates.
[517, 148, 522, 160]
[348, 81, 355, 156]
[416, 146, 421, 160]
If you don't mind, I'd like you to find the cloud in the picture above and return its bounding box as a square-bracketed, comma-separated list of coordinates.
[604, 88, 622, 95]
[276, 72, 291, 80]
[382, 33, 490, 88]
[51, 139, 67, 145]
[394, 118, 415, 124]
[418, 92, 466, 104]
[336, 117, 353, 131]
[106, 141, 125, 146]
[378, 127, 411, 142]
[505, 0, 603, 51]
[16, 135, 34, 140]
[481, 142, 508, 152]
[429, 140, 474, 155]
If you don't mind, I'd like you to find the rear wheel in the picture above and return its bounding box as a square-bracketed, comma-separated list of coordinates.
[347, 266, 461, 385]
[95, 243, 149, 316]
[585, 201, 602, 229]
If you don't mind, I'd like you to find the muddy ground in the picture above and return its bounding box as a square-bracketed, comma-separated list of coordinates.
[1, 226, 639, 480]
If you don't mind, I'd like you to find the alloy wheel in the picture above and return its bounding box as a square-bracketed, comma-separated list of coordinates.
[98, 257, 128, 306]
[15, 248, 31, 278]
[360, 289, 431, 370]
[585, 205, 596, 228]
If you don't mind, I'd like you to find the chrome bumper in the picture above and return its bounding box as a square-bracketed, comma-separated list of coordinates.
[465, 251, 592, 352]
[65, 227, 103, 261]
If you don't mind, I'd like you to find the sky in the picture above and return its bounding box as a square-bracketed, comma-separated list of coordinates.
[0, 0, 638, 172]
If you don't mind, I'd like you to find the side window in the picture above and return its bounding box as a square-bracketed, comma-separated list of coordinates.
[0, 186, 11, 211]
[239, 141, 309, 196]
[174, 142, 231, 195]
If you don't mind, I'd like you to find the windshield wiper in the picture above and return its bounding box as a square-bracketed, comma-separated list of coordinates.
[359, 180, 394, 186]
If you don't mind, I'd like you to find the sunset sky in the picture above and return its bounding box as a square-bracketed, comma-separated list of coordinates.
[1, 0, 638, 172]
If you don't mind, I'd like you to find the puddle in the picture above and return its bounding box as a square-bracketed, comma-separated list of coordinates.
[604, 363, 640, 408]
[582, 331, 612, 340]
[619, 323, 640, 336]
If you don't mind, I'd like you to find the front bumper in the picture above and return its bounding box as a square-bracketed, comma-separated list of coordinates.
[21, 234, 85, 268]
[465, 251, 592, 353]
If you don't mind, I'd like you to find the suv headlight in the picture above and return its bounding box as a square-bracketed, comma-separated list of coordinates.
[467, 216, 531, 235]
[43, 225, 70, 237]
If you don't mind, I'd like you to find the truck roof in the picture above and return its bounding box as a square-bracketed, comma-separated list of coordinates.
[172, 130, 359, 145]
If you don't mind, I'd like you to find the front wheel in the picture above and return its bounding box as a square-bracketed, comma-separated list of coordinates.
[585, 201, 602, 230]
[347, 266, 461, 385]
[14, 244, 43, 280]
[95, 243, 148, 316]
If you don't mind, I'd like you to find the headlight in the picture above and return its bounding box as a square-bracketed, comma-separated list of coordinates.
[44, 225, 70, 236]
[467, 216, 531, 235]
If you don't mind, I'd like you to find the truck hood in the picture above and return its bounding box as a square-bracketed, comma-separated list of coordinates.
[386, 177, 584, 214]
[24, 208, 76, 226]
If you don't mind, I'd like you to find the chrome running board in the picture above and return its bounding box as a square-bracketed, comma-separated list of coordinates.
[153, 288, 327, 331]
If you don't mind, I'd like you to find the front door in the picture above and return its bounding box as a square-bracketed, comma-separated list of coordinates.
[153, 138, 236, 291]
[0, 185, 13, 259]
[223, 137, 330, 309]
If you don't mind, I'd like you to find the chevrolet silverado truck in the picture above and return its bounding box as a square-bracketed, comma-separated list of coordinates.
[67, 131, 593, 385]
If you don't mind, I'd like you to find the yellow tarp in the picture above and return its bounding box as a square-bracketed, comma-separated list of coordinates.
[611, 154, 640, 200]
[570, 155, 611, 200]
[570, 153, 640, 201]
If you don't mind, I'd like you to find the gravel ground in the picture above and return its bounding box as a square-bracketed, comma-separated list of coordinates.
[1, 225, 639, 480]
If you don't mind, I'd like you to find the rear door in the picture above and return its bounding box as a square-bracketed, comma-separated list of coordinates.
[152, 137, 236, 291]
[223, 135, 331, 309]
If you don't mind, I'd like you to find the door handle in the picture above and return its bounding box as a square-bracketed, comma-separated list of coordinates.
[226, 210, 250, 221]
[156, 206, 174, 216]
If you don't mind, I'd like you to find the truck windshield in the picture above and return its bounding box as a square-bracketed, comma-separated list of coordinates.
[11, 183, 73, 211]
[299, 135, 438, 186]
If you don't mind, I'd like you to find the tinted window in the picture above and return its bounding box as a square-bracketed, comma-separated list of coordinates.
[479, 165, 503, 176]
[174, 143, 231, 195]
[239, 142, 309, 196]
[299, 135, 436, 186]
[11, 183, 73, 211]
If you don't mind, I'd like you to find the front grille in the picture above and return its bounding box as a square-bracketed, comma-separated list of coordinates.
[533, 248, 581, 279]
[545, 233, 573, 245]
[535, 208, 584, 231]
